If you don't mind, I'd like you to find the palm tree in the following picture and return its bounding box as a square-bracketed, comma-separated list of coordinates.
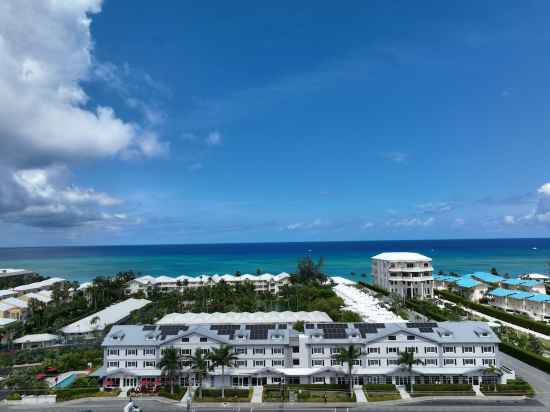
[333, 345, 362, 396]
[159, 347, 181, 394]
[482, 365, 502, 393]
[184, 349, 211, 399]
[209, 345, 238, 398]
[398, 351, 423, 393]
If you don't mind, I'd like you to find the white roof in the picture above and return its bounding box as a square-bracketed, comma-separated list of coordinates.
[154, 276, 177, 284]
[0, 302, 15, 311]
[156, 311, 332, 325]
[78, 282, 93, 291]
[13, 277, 65, 292]
[330, 276, 356, 285]
[14, 333, 60, 344]
[0, 290, 16, 298]
[1, 297, 28, 309]
[522, 273, 550, 280]
[371, 252, 431, 262]
[0, 318, 17, 327]
[23, 291, 52, 304]
[61, 298, 151, 334]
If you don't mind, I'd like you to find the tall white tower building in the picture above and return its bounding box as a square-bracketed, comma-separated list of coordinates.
[371, 252, 433, 299]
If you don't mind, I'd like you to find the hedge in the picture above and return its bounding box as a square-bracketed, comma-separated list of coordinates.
[159, 387, 185, 401]
[363, 384, 397, 392]
[359, 282, 390, 296]
[264, 384, 347, 390]
[55, 387, 100, 402]
[412, 384, 472, 392]
[499, 342, 550, 374]
[436, 290, 550, 336]
[199, 388, 250, 398]
[481, 382, 534, 396]
[405, 300, 451, 321]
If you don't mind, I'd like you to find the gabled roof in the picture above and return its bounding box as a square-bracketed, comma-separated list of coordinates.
[527, 294, 550, 302]
[472, 272, 503, 284]
[455, 278, 482, 289]
[508, 291, 535, 300]
[1, 297, 28, 309]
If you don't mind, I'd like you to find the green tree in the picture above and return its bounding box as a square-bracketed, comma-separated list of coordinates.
[333, 345, 362, 395]
[527, 334, 543, 355]
[209, 345, 238, 398]
[295, 256, 326, 283]
[292, 320, 305, 332]
[183, 349, 211, 399]
[490, 268, 499, 276]
[159, 347, 181, 395]
[398, 351, 423, 393]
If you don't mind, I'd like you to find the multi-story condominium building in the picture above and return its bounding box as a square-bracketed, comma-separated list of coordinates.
[488, 288, 550, 322]
[126, 273, 291, 296]
[371, 253, 433, 299]
[92, 318, 509, 391]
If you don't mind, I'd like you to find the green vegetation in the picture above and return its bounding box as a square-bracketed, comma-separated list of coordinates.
[3, 367, 49, 395]
[435, 289, 550, 336]
[297, 390, 354, 402]
[405, 299, 465, 321]
[209, 345, 238, 398]
[0, 346, 102, 371]
[481, 379, 534, 396]
[159, 386, 185, 401]
[410, 384, 474, 397]
[499, 341, 550, 374]
[159, 347, 181, 395]
[6, 392, 22, 401]
[332, 345, 362, 394]
[0, 273, 45, 290]
[183, 350, 211, 399]
[263, 384, 348, 402]
[363, 384, 400, 402]
[399, 351, 423, 393]
[358, 281, 390, 296]
[194, 388, 251, 402]
[499, 327, 545, 356]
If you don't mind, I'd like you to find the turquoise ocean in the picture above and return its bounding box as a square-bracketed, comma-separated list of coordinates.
[0, 238, 548, 284]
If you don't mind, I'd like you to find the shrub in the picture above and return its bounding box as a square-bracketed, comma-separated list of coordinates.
[499, 342, 550, 374]
[55, 387, 99, 402]
[412, 384, 473, 392]
[363, 384, 397, 392]
[6, 392, 21, 401]
[359, 282, 389, 296]
[159, 386, 185, 401]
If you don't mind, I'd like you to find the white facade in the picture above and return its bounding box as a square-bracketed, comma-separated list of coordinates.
[371, 252, 433, 299]
[94, 319, 505, 390]
[126, 273, 291, 296]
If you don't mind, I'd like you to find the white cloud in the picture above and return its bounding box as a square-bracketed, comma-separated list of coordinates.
[453, 218, 465, 226]
[503, 215, 516, 225]
[383, 152, 408, 163]
[361, 222, 374, 230]
[416, 202, 454, 214]
[206, 131, 222, 146]
[284, 218, 324, 231]
[503, 182, 550, 226]
[387, 217, 435, 227]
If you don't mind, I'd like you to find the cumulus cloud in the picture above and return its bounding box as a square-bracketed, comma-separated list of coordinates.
[382, 151, 408, 163]
[284, 218, 324, 231]
[0, 0, 166, 229]
[416, 202, 454, 214]
[361, 222, 374, 230]
[501, 183, 550, 225]
[206, 131, 222, 146]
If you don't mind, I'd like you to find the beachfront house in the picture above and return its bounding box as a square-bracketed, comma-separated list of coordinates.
[0, 297, 28, 320]
[93, 318, 510, 391]
[487, 288, 517, 312]
[432, 275, 458, 291]
[452, 278, 488, 303]
[12, 277, 65, 296]
[371, 252, 433, 299]
[470, 272, 504, 287]
[502, 278, 546, 294]
[525, 294, 550, 322]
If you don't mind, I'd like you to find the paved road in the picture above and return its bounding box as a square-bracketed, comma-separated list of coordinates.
[2, 399, 546, 412]
[500, 352, 550, 406]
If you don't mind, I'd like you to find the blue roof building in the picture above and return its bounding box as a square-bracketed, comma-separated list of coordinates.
[527, 294, 550, 303]
[487, 288, 516, 297]
[507, 291, 535, 300]
[455, 278, 482, 288]
[472, 272, 504, 284]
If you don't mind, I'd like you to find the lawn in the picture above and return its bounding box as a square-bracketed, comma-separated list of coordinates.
[410, 384, 475, 397]
[193, 388, 251, 402]
[363, 384, 401, 402]
[481, 379, 534, 396]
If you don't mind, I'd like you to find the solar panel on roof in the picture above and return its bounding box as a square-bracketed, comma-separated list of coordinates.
[278, 324, 287, 329]
[142, 325, 156, 331]
[305, 323, 315, 329]
[419, 327, 434, 333]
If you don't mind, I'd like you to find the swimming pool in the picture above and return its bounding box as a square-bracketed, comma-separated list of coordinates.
[54, 372, 77, 388]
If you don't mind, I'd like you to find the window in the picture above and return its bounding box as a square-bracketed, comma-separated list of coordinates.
[144, 348, 156, 355]
[463, 359, 475, 366]
[144, 361, 156, 368]
[482, 346, 494, 353]
[424, 263, 429, 267]
[313, 377, 325, 384]
[367, 347, 380, 354]
[312, 359, 324, 367]
[330, 347, 340, 354]
[108, 349, 119, 356]
[387, 359, 399, 366]
[443, 346, 456, 353]
[181, 337, 189, 342]
[272, 359, 285, 367]
[482, 359, 495, 366]
[407, 335, 415, 341]
[352, 359, 362, 366]
[179, 348, 191, 356]
[387, 347, 399, 354]
[293, 358, 300, 366]
[272, 377, 282, 383]
[235, 360, 247, 368]
[424, 358, 437, 366]
[407, 263, 414, 268]
[311, 347, 324, 355]
[443, 359, 457, 366]
[292, 346, 300, 353]
[388, 335, 396, 341]
[368, 359, 380, 366]
[331, 359, 342, 366]
[235, 347, 247, 355]
[125, 349, 138, 356]
[197, 348, 210, 355]
[253, 360, 265, 367]
[405, 347, 418, 353]
[200, 337, 208, 343]
[108, 361, 119, 368]
[253, 348, 265, 355]
[424, 346, 437, 353]
[272, 347, 284, 355]
[462, 346, 474, 353]
[125, 361, 138, 368]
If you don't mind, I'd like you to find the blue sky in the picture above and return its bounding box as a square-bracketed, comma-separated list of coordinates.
[1, 0, 550, 246]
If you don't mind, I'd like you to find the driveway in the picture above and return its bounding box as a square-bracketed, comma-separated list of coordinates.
[500, 352, 550, 406]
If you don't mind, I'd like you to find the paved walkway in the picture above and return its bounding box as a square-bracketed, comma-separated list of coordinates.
[396, 385, 410, 399]
[251, 385, 263, 403]
[473, 385, 485, 397]
[354, 385, 368, 403]
[438, 298, 550, 340]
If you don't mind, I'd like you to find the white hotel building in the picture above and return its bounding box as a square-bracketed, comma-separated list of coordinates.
[93, 317, 509, 390]
[372, 253, 434, 299]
